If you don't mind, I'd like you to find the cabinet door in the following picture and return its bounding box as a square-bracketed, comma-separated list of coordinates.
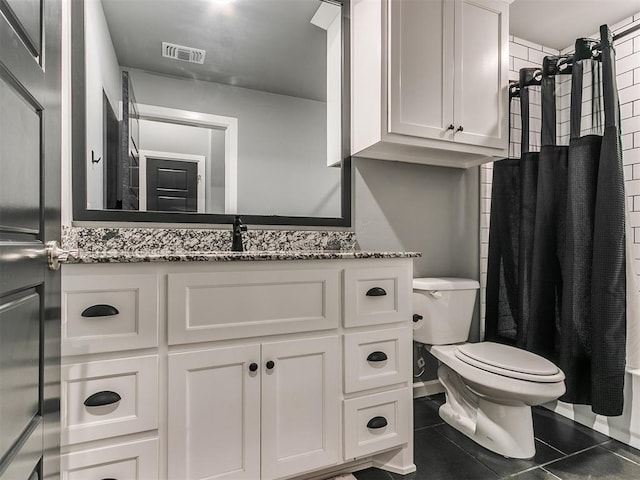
[388, 0, 455, 139]
[261, 336, 340, 480]
[168, 345, 260, 480]
[453, 0, 508, 149]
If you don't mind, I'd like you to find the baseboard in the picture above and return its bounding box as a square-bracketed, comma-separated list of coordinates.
[371, 459, 417, 475]
[413, 379, 444, 398]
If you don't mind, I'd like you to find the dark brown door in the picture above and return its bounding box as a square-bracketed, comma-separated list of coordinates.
[146, 158, 198, 212]
[0, 0, 61, 479]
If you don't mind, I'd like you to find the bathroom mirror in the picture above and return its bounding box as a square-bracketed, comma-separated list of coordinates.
[72, 0, 351, 227]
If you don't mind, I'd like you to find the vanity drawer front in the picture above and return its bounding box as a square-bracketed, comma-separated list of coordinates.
[62, 273, 159, 355]
[344, 266, 411, 327]
[61, 355, 158, 445]
[168, 269, 340, 344]
[344, 388, 411, 460]
[344, 327, 411, 393]
[61, 437, 158, 480]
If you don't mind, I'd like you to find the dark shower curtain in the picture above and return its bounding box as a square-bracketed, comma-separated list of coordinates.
[485, 69, 540, 345]
[486, 26, 626, 416]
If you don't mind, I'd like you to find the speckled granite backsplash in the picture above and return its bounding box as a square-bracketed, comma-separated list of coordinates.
[62, 226, 357, 253]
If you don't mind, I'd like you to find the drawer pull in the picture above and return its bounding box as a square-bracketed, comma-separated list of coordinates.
[84, 390, 122, 407]
[367, 351, 388, 362]
[81, 304, 120, 318]
[266, 360, 275, 370]
[249, 362, 258, 372]
[366, 287, 387, 297]
[367, 416, 388, 429]
[413, 314, 423, 322]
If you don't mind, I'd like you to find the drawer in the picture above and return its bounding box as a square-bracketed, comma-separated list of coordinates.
[168, 269, 339, 344]
[344, 388, 411, 460]
[344, 327, 411, 393]
[61, 355, 158, 445]
[343, 266, 410, 328]
[61, 438, 158, 480]
[62, 273, 159, 355]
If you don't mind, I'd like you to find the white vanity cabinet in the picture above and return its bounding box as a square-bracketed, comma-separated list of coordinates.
[352, 0, 511, 168]
[60, 257, 415, 479]
[168, 337, 340, 480]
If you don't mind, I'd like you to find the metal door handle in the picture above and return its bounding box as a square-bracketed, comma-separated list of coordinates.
[46, 241, 78, 271]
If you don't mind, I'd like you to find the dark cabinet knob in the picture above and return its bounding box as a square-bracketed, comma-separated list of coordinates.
[366, 287, 387, 297]
[456, 125, 464, 132]
[84, 390, 121, 407]
[447, 124, 455, 130]
[367, 416, 388, 429]
[266, 360, 275, 370]
[249, 362, 258, 372]
[413, 314, 423, 322]
[81, 304, 119, 317]
[367, 351, 388, 362]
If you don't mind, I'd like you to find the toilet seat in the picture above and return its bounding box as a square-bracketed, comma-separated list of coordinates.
[455, 342, 564, 383]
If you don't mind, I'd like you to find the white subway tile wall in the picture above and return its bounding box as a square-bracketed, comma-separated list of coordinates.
[479, 19, 640, 335]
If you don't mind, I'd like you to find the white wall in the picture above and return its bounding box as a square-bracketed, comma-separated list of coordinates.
[84, 0, 120, 210]
[481, 16, 640, 448]
[125, 69, 341, 219]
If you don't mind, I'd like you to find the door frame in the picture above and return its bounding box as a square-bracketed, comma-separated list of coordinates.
[135, 104, 238, 214]
[139, 150, 206, 213]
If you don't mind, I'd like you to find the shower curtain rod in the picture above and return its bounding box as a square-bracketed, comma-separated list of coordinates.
[613, 22, 640, 42]
[554, 23, 640, 71]
[515, 23, 639, 92]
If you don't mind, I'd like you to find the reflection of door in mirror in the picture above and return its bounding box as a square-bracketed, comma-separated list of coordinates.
[135, 109, 237, 214]
[139, 151, 205, 213]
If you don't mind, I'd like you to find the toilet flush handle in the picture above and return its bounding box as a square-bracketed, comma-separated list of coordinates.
[428, 290, 442, 299]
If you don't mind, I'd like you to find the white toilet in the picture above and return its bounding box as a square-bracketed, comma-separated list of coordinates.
[413, 277, 566, 459]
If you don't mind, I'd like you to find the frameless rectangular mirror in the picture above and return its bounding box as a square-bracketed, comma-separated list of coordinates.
[72, 0, 351, 227]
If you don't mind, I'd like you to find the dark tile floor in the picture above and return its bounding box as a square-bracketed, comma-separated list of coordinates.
[354, 394, 640, 480]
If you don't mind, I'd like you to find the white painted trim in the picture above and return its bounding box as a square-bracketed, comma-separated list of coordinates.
[135, 103, 238, 214]
[138, 150, 206, 213]
[413, 379, 445, 398]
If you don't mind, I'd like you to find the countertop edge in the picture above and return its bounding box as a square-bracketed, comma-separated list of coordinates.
[62, 250, 422, 264]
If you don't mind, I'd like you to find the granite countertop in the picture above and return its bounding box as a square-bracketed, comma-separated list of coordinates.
[62, 249, 422, 264]
[61, 226, 420, 264]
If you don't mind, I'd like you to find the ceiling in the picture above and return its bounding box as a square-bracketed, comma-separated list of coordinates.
[100, 0, 328, 101]
[510, 0, 640, 51]
[100, 0, 640, 99]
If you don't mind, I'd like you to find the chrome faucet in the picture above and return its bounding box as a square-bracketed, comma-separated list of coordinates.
[232, 216, 248, 252]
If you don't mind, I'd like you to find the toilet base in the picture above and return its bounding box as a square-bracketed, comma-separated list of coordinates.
[438, 364, 536, 459]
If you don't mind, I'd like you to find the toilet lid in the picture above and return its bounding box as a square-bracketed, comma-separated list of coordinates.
[455, 342, 564, 383]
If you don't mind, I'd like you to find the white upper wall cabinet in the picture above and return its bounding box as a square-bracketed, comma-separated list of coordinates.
[352, 0, 511, 168]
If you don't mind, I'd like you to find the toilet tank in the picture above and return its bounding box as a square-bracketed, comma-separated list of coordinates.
[412, 277, 479, 345]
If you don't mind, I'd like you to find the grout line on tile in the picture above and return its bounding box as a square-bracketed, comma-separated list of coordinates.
[533, 437, 566, 456]
[609, 449, 640, 467]
[536, 443, 603, 471]
[539, 466, 563, 480]
[500, 465, 541, 478]
[413, 422, 445, 432]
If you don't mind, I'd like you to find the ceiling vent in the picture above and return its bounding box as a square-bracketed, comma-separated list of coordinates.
[162, 42, 206, 64]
